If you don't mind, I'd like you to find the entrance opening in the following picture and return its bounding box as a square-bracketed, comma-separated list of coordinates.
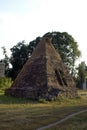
[55, 69, 67, 86]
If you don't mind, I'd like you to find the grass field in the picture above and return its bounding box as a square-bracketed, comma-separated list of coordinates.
[46, 112, 87, 130]
[0, 89, 87, 130]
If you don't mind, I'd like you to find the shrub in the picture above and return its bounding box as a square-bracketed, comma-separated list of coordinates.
[38, 98, 49, 103]
[0, 77, 12, 91]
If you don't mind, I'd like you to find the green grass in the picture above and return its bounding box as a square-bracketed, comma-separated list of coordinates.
[0, 89, 87, 130]
[46, 111, 87, 130]
[45, 90, 87, 130]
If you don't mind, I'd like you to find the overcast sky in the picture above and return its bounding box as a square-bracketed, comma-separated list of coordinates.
[0, 0, 87, 63]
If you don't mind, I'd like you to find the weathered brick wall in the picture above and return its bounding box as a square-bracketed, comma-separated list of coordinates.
[5, 37, 78, 100]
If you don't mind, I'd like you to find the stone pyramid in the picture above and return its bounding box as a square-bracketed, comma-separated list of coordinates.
[5, 37, 77, 100]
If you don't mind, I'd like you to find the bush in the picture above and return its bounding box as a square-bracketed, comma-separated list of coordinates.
[38, 98, 49, 103]
[0, 77, 12, 91]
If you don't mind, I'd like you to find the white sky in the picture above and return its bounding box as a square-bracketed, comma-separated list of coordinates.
[0, 0, 87, 64]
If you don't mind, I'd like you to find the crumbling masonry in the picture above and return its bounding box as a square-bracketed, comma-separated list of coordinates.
[5, 37, 77, 100]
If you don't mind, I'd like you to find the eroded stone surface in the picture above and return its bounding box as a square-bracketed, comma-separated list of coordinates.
[5, 37, 77, 100]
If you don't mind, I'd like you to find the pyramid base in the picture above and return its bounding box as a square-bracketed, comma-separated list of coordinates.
[5, 87, 78, 100]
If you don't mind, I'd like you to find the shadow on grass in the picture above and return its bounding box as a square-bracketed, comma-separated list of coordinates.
[0, 93, 38, 104]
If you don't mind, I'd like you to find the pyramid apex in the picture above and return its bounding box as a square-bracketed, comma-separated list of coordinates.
[42, 37, 51, 43]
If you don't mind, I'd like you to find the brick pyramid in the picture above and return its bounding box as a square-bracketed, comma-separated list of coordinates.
[5, 37, 77, 100]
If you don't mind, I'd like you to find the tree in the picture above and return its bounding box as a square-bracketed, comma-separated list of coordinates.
[77, 61, 87, 88]
[29, 32, 81, 74]
[7, 32, 81, 80]
[28, 37, 41, 55]
[7, 41, 30, 80]
[43, 32, 81, 77]
[1, 47, 9, 75]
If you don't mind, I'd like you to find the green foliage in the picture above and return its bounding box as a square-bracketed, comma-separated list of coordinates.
[77, 61, 87, 80]
[0, 77, 12, 91]
[28, 37, 41, 55]
[29, 32, 81, 77]
[5, 32, 81, 80]
[7, 41, 30, 80]
[44, 32, 81, 76]
[39, 98, 49, 103]
[76, 61, 87, 88]
[1, 46, 9, 72]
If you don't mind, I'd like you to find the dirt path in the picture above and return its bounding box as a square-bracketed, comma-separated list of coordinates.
[36, 109, 87, 130]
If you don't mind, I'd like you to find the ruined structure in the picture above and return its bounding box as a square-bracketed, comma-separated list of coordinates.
[5, 37, 77, 100]
[0, 61, 5, 77]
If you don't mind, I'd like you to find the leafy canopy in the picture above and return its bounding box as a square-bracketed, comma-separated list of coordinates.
[3, 32, 81, 80]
